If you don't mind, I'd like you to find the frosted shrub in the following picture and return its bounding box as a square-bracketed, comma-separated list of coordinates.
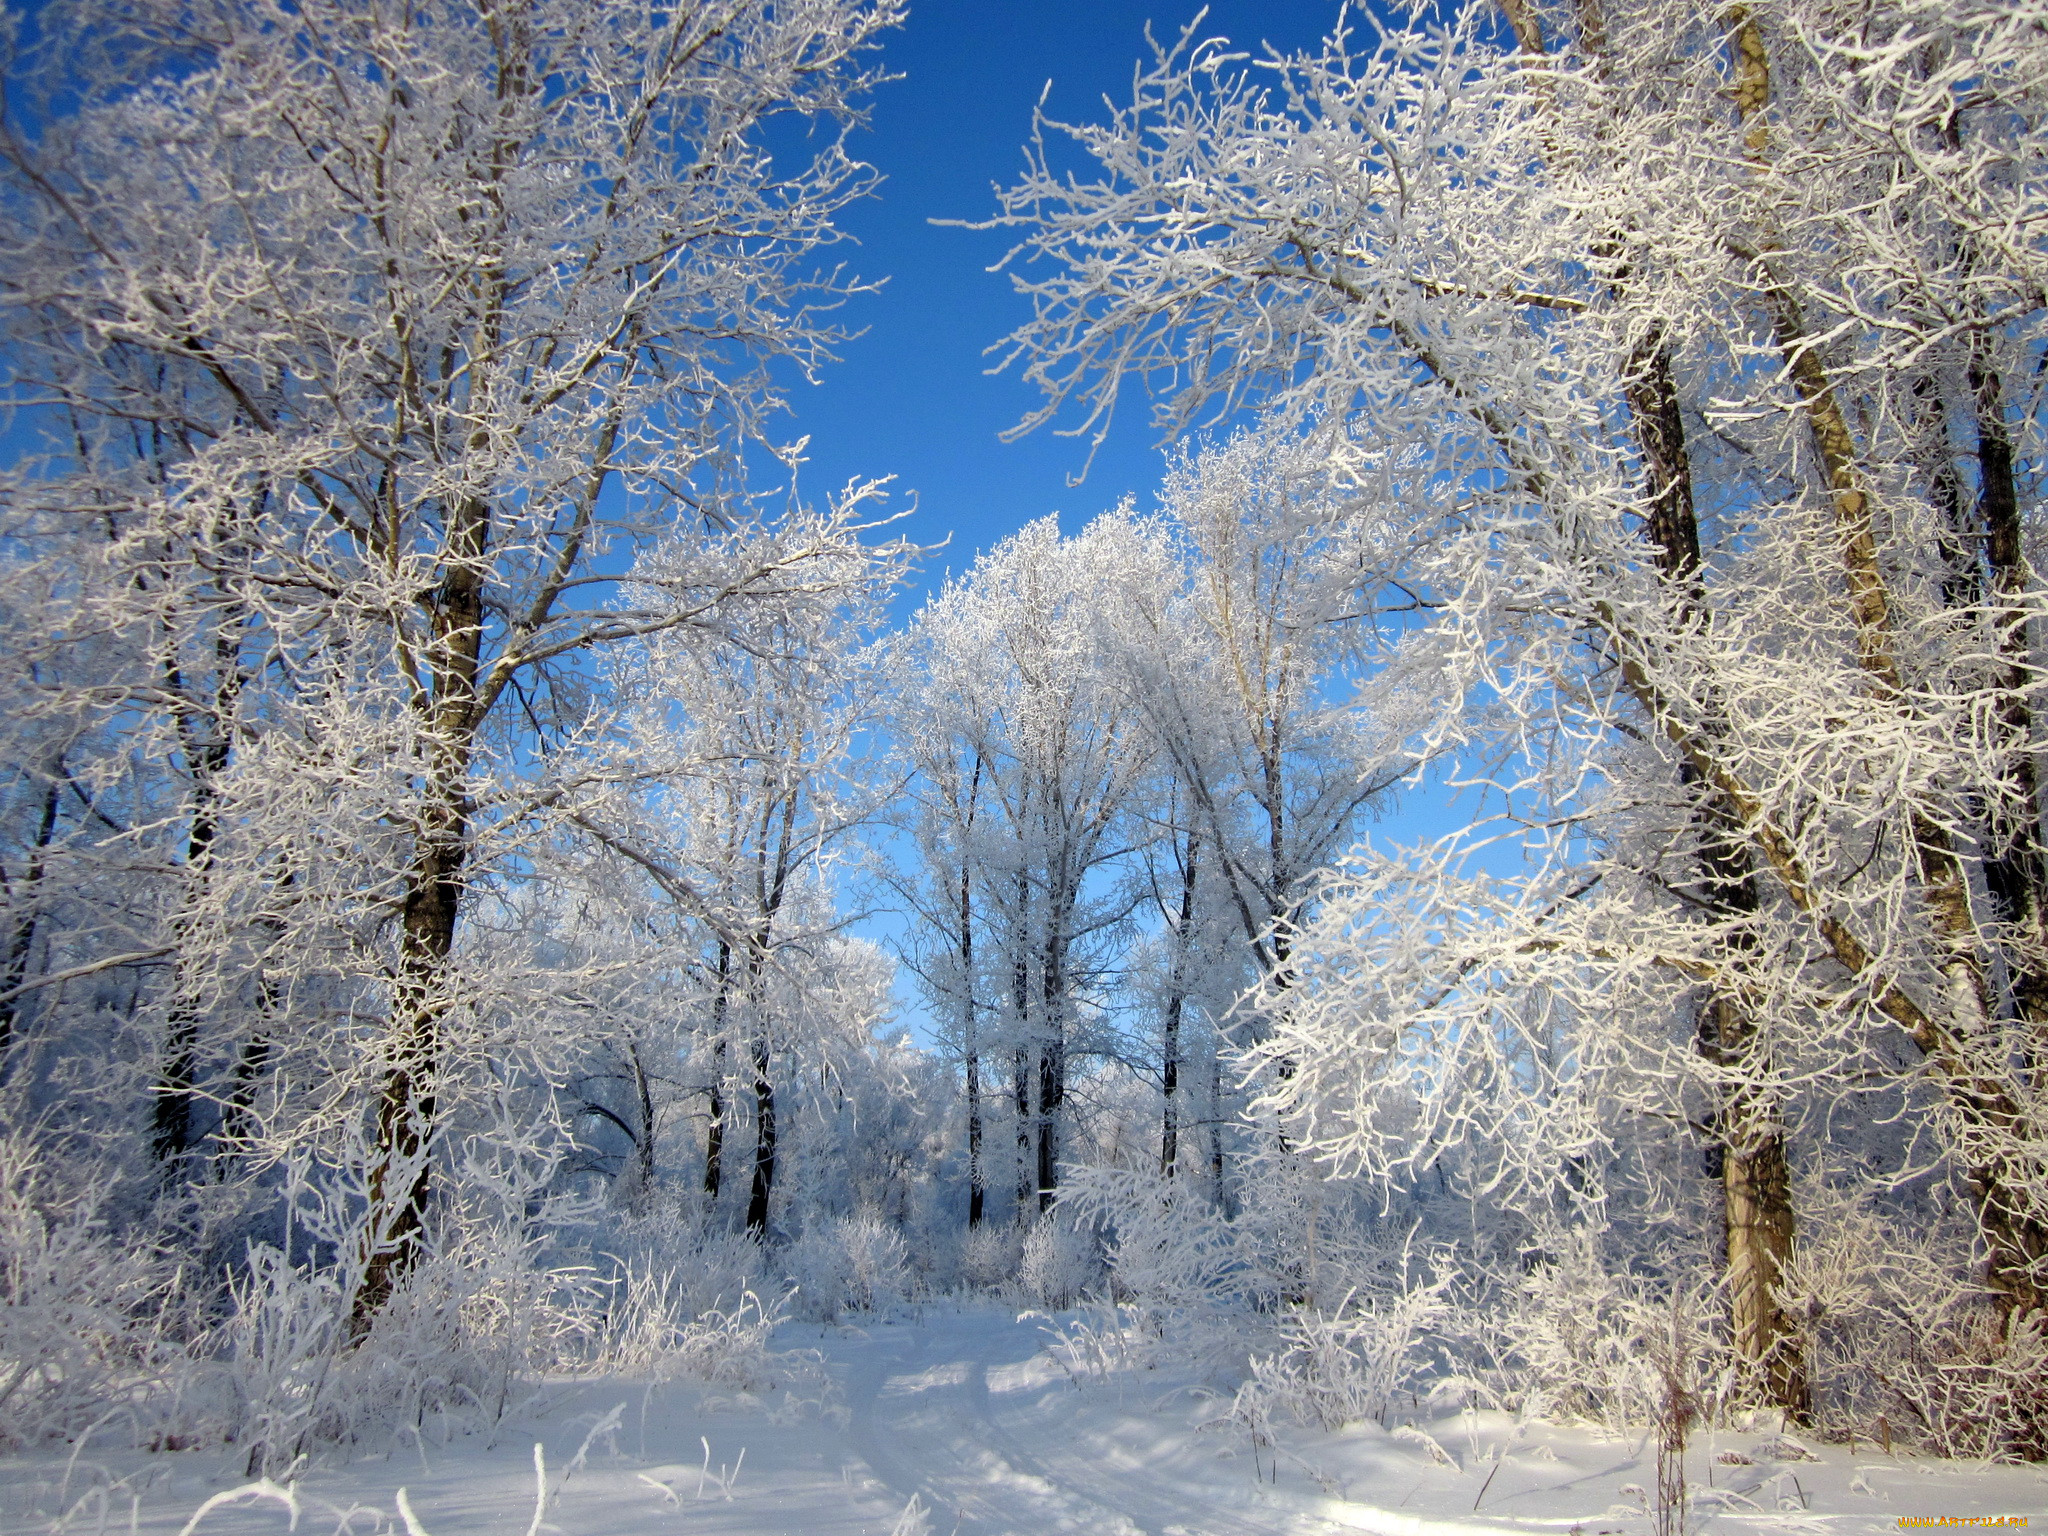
[1245, 1274, 1452, 1432]
[961, 1224, 1021, 1292]
[206, 1204, 602, 1472]
[1483, 1234, 1729, 1431]
[599, 1271, 799, 1391]
[597, 1259, 702, 1376]
[284, 1228, 592, 1462]
[595, 1221, 765, 1322]
[780, 1225, 852, 1323]
[780, 1210, 907, 1321]
[0, 1135, 175, 1449]
[836, 1210, 910, 1313]
[1784, 1186, 2048, 1461]
[213, 1244, 348, 1476]
[1038, 1296, 1161, 1380]
[1018, 1221, 1100, 1309]
[1073, 1167, 1236, 1312]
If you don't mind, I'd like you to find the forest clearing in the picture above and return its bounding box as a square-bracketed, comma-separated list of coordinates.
[0, 0, 2045, 1529]
[7, 1304, 2044, 1534]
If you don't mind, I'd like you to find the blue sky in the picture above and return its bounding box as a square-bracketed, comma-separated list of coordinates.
[775, 0, 1349, 596]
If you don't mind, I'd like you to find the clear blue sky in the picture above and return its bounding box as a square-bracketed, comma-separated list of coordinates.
[778, 0, 1350, 593]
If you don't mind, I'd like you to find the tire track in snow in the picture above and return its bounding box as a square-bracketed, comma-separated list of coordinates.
[843, 1324, 1137, 1534]
[841, 1313, 1327, 1536]
[967, 1326, 1315, 1536]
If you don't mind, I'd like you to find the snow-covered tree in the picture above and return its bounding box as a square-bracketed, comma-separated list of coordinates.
[896, 513, 1167, 1217]
[0, 0, 903, 1324]
[585, 502, 909, 1237]
[981, 0, 2048, 1451]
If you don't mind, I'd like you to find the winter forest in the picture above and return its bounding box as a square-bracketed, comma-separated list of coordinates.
[1, 0, 2045, 1531]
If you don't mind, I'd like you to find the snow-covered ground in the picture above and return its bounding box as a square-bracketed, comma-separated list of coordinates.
[6, 1305, 2043, 1536]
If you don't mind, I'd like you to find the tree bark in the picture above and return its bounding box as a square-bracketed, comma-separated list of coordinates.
[629, 1038, 657, 1198]
[746, 1036, 775, 1238]
[705, 941, 731, 1200]
[1161, 830, 1200, 1177]
[1035, 1035, 1064, 1213]
[1628, 325, 1809, 1417]
[154, 647, 237, 1173]
[351, 484, 488, 1334]
[0, 773, 59, 1074]
[1014, 1043, 1033, 1221]
[961, 848, 984, 1225]
[1498, 0, 1808, 1414]
[1727, 6, 2047, 1335]
[1969, 344, 2047, 1023]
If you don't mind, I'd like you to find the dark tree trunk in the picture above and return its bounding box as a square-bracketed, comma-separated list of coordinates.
[746, 1037, 775, 1239]
[1014, 1044, 1033, 1220]
[705, 941, 731, 1199]
[966, 1049, 985, 1226]
[1013, 867, 1034, 1220]
[1208, 1048, 1229, 1216]
[961, 856, 983, 1225]
[1971, 348, 2046, 1013]
[1627, 323, 1809, 1419]
[1036, 926, 1067, 1212]
[212, 1030, 270, 1176]
[352, 784, 466, 1334]
[1035, 1036, 1063, 1213]
[629, 1038, 657, 1196]
[1160, 831, 1199, 1177]
[154, 708, 233, 1173]
[350, 490, 488, 1335]
[0, 773, 60, 1074]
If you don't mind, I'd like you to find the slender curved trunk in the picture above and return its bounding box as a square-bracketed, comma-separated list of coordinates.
[154, 731, 230, 1173]
[1631, 323, 1807, 1416]
[352, 775, 467, 1332]
[629, 1038, 657, 1196]
[0, 774, 60, 1076]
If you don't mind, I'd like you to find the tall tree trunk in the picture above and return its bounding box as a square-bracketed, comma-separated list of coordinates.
[213, 928, 284, 1178]
[1208, 1047, 1230, 1217]
[154, 722, 230, 1173]
[629, 1038, 657, 1197]
[1728, 7, 2047, 1336]
[155, 594, 249, 1174]
[1036, 923, 1067, 1212]
[352, 489, 487, 1334]
[1513, 0, 1812, 1411]
[352, 779, 467, 1333]
[1014, 1043, 1033, 1221]
[747, 1036, 775, 1238]
[1970, 344, 2047, 1019]
[213, 1030, 270, 1176]
[1713, 993, 1805, 1413]
[961, 856, 984, 1225]
[1629, 323, 1809, 1417]
[966, 1048, 985, 1226]
[1014, 866, 1035, 1221]
[1035, 1037, 1063, 1213]
[705, 941, 731, 1200]
[1161, 831, 1200, 1177]
[0, 772, 60, 1075]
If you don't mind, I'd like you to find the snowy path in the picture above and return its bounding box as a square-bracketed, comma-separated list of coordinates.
[6, 1304, 2046, 1535]
[842, 1309, 1303, 1536]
